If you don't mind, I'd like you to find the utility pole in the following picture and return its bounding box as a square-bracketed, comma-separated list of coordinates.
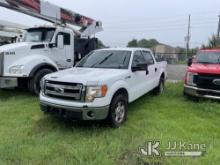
[185, 15, 191, 58]
[217, 14, 220, 45]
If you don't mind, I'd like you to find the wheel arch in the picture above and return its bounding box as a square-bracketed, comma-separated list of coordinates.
[161, 72, 165, 79]
[29, 63, 58, 77]
[111, 88, 129, 104]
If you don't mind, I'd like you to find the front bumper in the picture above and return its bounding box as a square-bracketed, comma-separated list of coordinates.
[184, 85, 220, 100]
[0, 77, 18, 88]
[40, 100, 109, 120]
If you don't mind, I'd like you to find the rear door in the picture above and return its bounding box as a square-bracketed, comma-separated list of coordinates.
[142, 51, 158, 89]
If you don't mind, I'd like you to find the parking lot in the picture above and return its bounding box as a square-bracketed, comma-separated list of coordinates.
[167, 64, 187, 81]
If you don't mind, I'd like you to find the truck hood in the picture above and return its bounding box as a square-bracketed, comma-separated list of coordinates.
[188, 63, 220, 74]
[0, 42, 31, 53]
[45, 67, 129, 85]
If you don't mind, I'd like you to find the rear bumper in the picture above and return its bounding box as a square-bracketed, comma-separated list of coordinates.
[40, 100, 109, 120]
[0, 77, 18, 88]
[184, 85, 220, 100]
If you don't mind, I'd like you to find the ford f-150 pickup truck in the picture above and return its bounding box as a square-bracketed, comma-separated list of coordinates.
[184, 48, 220, 100]
[40, 48, 167, 127]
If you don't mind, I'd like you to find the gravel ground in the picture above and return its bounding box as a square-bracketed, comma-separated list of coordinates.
[167, 64, 187, 81]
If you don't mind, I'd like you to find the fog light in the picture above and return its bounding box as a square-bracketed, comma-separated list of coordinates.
[87, 111, 95, 118]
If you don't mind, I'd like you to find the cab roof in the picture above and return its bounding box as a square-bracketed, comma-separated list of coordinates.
[97, 47, 152, 52]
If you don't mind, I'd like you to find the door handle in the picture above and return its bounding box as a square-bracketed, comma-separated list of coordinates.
[125, 75, 131, 79]
[155, 68, 158, 72]
[67, 59, 72, 62]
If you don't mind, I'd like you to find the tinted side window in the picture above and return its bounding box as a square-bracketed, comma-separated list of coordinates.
[132, 51, 146, 66]
[56, 32, 71, 45]
[142, 51, 154, 65]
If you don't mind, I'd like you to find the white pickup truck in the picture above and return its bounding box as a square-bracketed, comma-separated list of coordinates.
[40, 48, 167, 127]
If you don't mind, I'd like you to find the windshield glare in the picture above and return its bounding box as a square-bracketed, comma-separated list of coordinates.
[76, 50, 131, 69]
[23, 28, 55, 42]
[196, 51, 220, 64]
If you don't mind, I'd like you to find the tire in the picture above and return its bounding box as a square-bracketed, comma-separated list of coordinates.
[28, 68, 53, 95]
[154, 77, 165, 95]
[107, 94, 128, 128]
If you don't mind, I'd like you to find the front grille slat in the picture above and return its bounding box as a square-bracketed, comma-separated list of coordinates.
[0, 53, 4, 76]
[44, 81, 83, 101]
[196, 74, 220, 90]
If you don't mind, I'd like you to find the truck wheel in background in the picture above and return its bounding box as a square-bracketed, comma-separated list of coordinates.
[153, 76, 165, 95]
[183, 92, 199, 102]
[28, 68, 53, 95]
[108, 94, 128, 128]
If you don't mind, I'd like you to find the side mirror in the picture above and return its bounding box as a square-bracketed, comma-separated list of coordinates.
[57, 35, 64, 49]
[48, 43, 57, 48]
[132, 63, 149, 75]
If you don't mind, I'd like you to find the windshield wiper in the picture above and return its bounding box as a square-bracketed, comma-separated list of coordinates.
[90, 53, 114, 68]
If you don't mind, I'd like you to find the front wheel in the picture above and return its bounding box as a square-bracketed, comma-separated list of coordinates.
[107, 94, 128, 128]
[28, 68, 53, 95]
[153, 77, 165, 95]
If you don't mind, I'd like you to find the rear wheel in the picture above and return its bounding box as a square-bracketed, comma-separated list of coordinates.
[154, 77, 165, 95]
[108, 94, 128, 128]
[28, 68, 53, 95]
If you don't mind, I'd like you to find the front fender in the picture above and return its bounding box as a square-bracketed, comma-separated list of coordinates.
[106, 80, 130, 104]
[6, 55, 58, 77]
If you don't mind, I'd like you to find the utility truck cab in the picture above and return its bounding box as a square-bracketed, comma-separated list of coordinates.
[0, 0, 103, 95]
[0, 25, 96, 94]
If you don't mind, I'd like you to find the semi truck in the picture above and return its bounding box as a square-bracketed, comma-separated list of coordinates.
[0, 0, 103, 95]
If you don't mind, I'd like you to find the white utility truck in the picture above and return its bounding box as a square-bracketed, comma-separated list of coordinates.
[40, 48, 167, 127]
[0, 0, 102, 94]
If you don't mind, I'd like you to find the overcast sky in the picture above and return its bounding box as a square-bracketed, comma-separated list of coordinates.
[0, 0, 220, 48]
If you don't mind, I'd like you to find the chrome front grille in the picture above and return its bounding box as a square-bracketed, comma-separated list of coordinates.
[195, 74, 220, 90]
[0, 52, 4, 76]
[45, 81, 84, 101]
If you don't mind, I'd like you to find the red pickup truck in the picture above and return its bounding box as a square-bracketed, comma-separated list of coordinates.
[184, 48, 220, 100]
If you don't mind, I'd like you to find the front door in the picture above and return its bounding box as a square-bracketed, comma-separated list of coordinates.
[50, 32, 73, 69]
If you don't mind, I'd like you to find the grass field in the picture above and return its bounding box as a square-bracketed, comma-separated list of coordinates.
[1, 82, 220, 165]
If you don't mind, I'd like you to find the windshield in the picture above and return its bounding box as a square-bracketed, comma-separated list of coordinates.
[23, 28, 55, 42]
[76, 50, 131, 69]
[196, 51, 220, 64]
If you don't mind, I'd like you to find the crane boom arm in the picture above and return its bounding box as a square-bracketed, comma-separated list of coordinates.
[0, 0, 103, 37]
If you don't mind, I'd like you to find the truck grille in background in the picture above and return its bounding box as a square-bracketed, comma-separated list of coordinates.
[0, 53, 4, 76]
[45, 81, 84, 101]
[195, 74, 220, 90]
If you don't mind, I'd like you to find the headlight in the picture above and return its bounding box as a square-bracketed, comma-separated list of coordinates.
[9, 65, 24, 74]
[86, 85, 108, 102]
[186, 72, 197, 86]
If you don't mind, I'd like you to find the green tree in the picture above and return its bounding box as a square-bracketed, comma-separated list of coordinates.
[97, 40, 106, 48]
[127, 38, 159, 48]
[201, 34, 219, 49]
[127, 39, 138, 47]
